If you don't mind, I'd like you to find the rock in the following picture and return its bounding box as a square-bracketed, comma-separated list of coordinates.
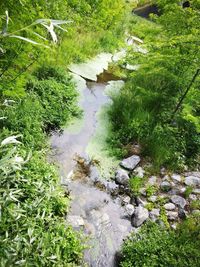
[193, 188, 200, 195]
[120, 155, 141, 171]
[171, 195, 187, 209]
[164, 203, 176, 211]
[185, 176, 200, 187]
[163, 175, 170, 181]
[184, 171, 200, 178]
[178, 208, 187, 219]
[148, 196, 157, 203]
[121, 196, 131, 206]
[135, 197, 147, 207]
[101, 213, 110, 225]
[139, 187, 146, 196]
[67, 215, 85, 228]
[160, 181, 172, 192]
[131, 206, 149, 227]
[189, 194, 197, 201]
[149, 208, 160, 222]
[115, 169, 129, 185]
[171, 174, 182, 183]
[89, 165, 100, 183]
[125, 204, 135, 216]
[149, 209, 160, 222]
[166, 211, 179, 221]
[106, 182, 119, 196]
[179, 187, 186, 194]
[134, 166, 145, 178]
[124, 64, 140, 71]
[148, 176, 157, 186]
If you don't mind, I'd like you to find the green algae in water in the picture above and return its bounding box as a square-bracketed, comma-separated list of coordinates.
[86, 81, 125, 179]
[86, 105, 119, 179]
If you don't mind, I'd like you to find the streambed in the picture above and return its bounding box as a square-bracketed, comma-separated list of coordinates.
[50, 54, 133, 266]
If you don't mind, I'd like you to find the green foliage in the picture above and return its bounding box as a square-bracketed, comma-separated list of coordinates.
[0, 141, 83, 266]
[120, 216, 200, 267]
[190, 200, 200, 210]
[108, 3, 200, 169]
[184, 186, 194, 199]
[27, 66, 80, 130]
[129, 176, 144, 196]
[146, 185, 158, 197]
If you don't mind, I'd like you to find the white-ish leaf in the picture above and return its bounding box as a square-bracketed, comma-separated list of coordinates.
[3, 99, 15, 106]
[41, 22, 57, 43]
[54, 24, 68, 33]
[1, 10, 9, 34]
[1, 135, 22, 146]
[9, 35, 49, 48]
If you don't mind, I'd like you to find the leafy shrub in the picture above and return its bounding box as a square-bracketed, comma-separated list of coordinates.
[120, 217, 200, 267]
[0, 94, 45, 148]
[129, 176, 144, 196]
[0, 140, 83, 266]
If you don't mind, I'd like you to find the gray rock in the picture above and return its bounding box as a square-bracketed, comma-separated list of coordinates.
[121, 196, 131, 206]
[134, 167, 145, 178]
[164, 203, 176, 211]
[149, 196, 157, 203]
[115, 169, 129, 185]
[131, 206, 149, 227]
[163, 175, 170, 181]
[125, 204, 135, 216]
[148, 176, 157, 186]
[160, 181, 172, 192]
[135, 197, 147, 207]
[139, 187, 146, 196]
[171, 174, 182, 183]
[67, 215, 85, 227]
[185, 176, 200, 187]
[166, 211, 179, 221]
[179, 187, 186, 194]
[106, 182, 119, 196]
[171, 195, 187, 209]
[149, 208, 160, 222]
[178, 208, 187, 219]
[193, 188, 200, 195]
[189, 194, 197, 201]
[184, 171, 200, 178]
[89, 165, 100, 183]
[120, 155, 140, 171]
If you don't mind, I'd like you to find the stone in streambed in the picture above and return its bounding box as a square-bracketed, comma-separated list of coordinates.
[125, 204, 135, 217]
[185, 176, 200, 187]
[171, 195, 187, 209]
[115, 169, 129, 185]
[120, 155, 141, 171]
[164, 203, 176, 211]
[67, 215, 85, 228]
[149, 208, 160, 222]
[131, 206, 149, 227]
[160, 181, 172, 192]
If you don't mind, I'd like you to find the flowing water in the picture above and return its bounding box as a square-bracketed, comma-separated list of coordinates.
[50, 65, 132, 266]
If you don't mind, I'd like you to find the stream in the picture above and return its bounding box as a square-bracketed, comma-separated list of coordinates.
[50, 54, 133, 267]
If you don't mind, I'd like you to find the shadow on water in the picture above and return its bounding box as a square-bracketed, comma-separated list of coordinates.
[133, 4, 160, 19]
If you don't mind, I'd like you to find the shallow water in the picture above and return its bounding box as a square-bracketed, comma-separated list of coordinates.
[50, 81, 109, 181]
[50, 76, 131, 267]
